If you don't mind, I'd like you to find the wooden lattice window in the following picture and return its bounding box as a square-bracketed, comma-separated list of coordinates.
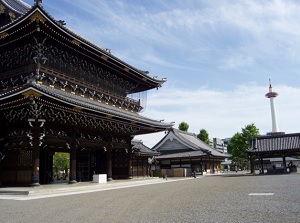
[1, 150, 17, 167]
[17, 150, 32, 167]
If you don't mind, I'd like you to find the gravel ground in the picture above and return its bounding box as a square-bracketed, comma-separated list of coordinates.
[0, 173, 299, 223]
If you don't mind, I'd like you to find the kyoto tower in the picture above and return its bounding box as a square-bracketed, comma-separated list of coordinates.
[265, 79, 280, 135]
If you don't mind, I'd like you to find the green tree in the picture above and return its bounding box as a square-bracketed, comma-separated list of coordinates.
[227, 132, 244, 164]
[197, 129, 210, 145]
[53, 152, 70, 180]
[178, 122, 189, 132]
[227, 123, 260, 171]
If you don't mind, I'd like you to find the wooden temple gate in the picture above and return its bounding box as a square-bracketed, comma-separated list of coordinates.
[0, 0, 172, 186]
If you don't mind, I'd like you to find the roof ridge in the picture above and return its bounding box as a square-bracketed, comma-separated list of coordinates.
[173, 128, 195, 136]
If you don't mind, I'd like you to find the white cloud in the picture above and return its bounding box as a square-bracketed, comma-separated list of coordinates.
[220, 53, 254, 70]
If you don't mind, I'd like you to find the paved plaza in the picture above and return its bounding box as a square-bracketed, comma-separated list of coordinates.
[0, 172, 299, 223]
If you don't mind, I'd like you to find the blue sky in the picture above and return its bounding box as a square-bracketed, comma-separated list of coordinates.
[23, 0, 300, 147]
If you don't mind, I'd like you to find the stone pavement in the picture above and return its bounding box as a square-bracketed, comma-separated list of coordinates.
[1, 170, 297, 199]
[0, 177, 193, 199]
[0, 171, 263, 197]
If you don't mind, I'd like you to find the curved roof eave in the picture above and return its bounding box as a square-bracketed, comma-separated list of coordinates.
[208, 153, 231, 158]
[156, 150, 206, 159]
[0, 83, 173, 130]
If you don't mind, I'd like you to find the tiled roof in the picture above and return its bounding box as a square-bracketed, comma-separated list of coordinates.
[0, 3, 166, 90]
[1, 0, 30, 15]
[172, 129, 229, 157]
[175, 130, 211, 152]
[250, 133, 300, 153]
[132, 140, 159, 156]
[153, 128, 230, 158]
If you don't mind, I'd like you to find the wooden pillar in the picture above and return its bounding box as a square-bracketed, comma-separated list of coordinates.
[282, 155, 287, 173]
[142, 157, 144, 177]
[250, 156, 255, 174]
[69, 138, 77, 184]
[49, 152, 54, 183]
[106, 145, 113, 181]
[200, 159, 203, 174]
[31, 124, 40, 186]
[260, 156, 264, 174]
[127, 146, 133, 179]
[127, 136, 133, 179]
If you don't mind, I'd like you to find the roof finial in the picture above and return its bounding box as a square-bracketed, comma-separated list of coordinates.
[34, 0, 42, 6]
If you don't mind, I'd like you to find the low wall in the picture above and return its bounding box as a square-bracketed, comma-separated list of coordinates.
[153, 168, 193, 177]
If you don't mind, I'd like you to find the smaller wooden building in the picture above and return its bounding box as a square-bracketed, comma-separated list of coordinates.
[249, 133, 300, 174]
[131, 139, 159, 178]
[152, 128, 230, 175]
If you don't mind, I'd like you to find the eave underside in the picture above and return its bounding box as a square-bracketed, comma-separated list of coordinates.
[249, 149, 300, 158]
[156, 151, 228, 160]
[0, 85, 172, 136]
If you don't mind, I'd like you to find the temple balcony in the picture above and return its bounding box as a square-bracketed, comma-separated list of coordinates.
[0, 64, 144, 113]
